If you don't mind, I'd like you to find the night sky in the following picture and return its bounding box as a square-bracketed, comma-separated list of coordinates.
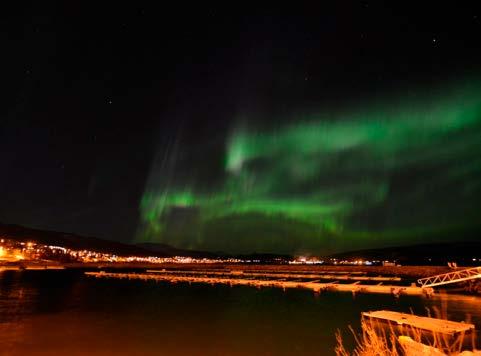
[2, 3, 481, 254]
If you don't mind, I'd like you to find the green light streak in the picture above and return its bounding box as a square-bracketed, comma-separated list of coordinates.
[137, 80, 481, 253]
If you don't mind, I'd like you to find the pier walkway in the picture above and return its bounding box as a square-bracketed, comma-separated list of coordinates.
[85, 271, 432, 296]
[146, 269, 402, 282]
[362, 310, 475, 336]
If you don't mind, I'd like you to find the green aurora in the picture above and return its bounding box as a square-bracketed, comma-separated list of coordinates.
[137, 81, 481, 254]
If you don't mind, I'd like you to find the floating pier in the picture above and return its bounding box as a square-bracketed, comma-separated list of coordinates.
[146, 269, 401, 282]
[0, 266, 21, 271]
[85, 271, 432, 296]
[362, 310, 475, 336]
[0, 265, 65, 271]
[25, 265, 66, 270]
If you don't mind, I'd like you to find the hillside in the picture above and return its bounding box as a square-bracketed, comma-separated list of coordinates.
[0, 223, 186, 257]
[0, 222, 295, 262]
[328, 241, 481, 265]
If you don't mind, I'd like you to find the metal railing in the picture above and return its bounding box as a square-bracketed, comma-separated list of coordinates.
[417, 266, 481, 288]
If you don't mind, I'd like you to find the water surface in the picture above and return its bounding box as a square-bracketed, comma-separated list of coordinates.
[1, 270, 480, 355]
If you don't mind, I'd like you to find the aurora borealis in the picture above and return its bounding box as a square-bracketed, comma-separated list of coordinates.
[3, 4, 481, 254]
[137, 81, 481, 254]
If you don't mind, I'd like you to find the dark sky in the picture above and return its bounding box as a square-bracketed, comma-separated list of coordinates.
[1, 3, 481, 253]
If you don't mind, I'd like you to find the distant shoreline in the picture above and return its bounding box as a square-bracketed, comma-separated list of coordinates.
[0, 262, 452, 279]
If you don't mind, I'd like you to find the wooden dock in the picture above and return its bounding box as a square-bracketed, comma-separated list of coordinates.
[362, 310, 475, 335]
[146, 269, 402, 282]
[0, 266, 21, 271]
[0, 265, 65, 271]
[25, 266, 66, 270]
[85, 271, 432, 296]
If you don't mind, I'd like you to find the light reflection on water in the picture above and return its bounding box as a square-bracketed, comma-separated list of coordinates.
[0, 270, 480, 355]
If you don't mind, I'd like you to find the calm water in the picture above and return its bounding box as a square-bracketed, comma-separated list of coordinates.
[1, 270, 480, 355]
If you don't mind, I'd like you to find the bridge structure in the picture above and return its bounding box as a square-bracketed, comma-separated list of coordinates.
[417, 266, 481, 288]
